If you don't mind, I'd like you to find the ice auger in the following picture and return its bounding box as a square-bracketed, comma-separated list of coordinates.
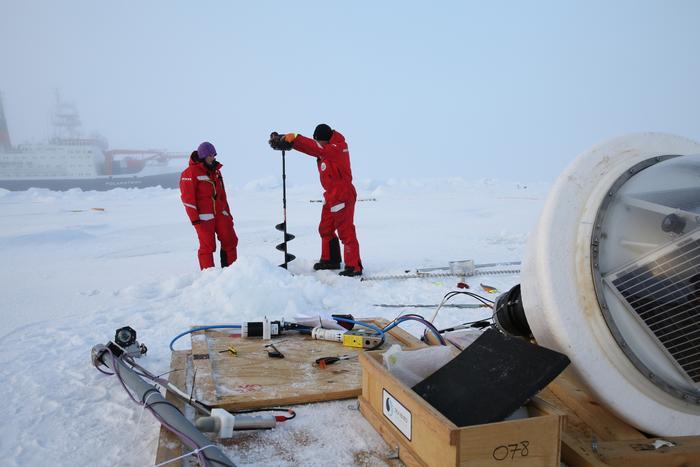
[276, 150, 295, 268]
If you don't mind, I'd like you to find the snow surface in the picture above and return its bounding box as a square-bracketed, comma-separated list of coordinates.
[0, 178, 548, 466]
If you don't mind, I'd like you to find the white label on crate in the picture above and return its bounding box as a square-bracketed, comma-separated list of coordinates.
[382, 389, 412, 440]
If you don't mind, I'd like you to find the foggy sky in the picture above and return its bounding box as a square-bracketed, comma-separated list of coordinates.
[2, 1, 700, 187]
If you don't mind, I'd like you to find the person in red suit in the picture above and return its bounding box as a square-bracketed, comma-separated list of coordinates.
[180, 142, 238, 270]
[269, 124, 363, 277]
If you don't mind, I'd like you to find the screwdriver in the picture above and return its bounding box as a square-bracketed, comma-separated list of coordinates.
[314, 355, 356, 369]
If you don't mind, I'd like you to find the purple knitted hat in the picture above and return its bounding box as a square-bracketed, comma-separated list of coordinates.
[197, 141, 217, 159]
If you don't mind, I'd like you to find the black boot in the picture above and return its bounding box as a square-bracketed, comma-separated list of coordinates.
[329, 237, 341, 264]
[313, 260, 341, 270]
[339, 266, 362, 277]
[314, 237, 342, 270]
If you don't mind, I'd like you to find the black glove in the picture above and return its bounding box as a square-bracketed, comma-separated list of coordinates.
[269, 132, 293, 151]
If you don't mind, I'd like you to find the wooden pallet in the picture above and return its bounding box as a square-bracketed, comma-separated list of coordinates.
[530, 368, 700, 467]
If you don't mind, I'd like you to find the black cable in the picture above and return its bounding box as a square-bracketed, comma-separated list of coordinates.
[141, 387, 161, 403]
[144, 400, 184, 415]
[438, 318, 494, 333]
[424, 291, 496, 341]
[140, 384, 188, 415]
[367, 333, 386, 350]
[446, 290, 495, 306]
[155, 368, 182, 379]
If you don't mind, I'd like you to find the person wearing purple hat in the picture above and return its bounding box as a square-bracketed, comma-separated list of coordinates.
[179, 141, 238, 269]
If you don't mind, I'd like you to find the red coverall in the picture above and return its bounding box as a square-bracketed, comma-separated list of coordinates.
[180, 156, 238, 269]
[292, 131, 362, 270]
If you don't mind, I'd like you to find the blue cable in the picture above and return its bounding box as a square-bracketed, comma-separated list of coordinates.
[168, 316, 446, 351]
[333, 315, 446, 345]
[331, 316, 385, 337]
[384, 316, 446, 345]
[169, 325, 242, 351]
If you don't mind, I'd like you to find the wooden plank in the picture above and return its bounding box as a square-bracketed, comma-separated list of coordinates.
[596, 436, 700, 467]
[530, 391, 608, 467]
[457, 415, 562, 467]
[559, 432, 610, 467]
[533, 374, 700, 467]
[189, 330, 219, 406]
[547, 368, 643, 442]
[154, 350, 189, 466]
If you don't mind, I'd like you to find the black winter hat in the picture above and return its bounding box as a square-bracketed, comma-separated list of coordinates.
[313, 123, 333, 141]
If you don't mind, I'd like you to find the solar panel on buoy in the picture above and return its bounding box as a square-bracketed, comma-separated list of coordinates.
[605, 229, 700, 385]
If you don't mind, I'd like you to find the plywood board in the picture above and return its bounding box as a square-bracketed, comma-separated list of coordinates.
[154, 350, 195, 466]
[190, 331, 220, 406]
[193, 318, 424, 410]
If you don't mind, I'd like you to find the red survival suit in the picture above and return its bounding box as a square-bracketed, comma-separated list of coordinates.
[180, 155, 238, 270]
[292, 131, 362, 270]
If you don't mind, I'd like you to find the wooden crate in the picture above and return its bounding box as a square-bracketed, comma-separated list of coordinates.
[358, 351, 563, 467]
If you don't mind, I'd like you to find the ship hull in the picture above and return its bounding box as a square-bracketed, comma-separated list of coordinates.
[0, 171, 180, 191]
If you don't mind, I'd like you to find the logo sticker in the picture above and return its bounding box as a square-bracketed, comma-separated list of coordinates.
[382, 389, 412, 440]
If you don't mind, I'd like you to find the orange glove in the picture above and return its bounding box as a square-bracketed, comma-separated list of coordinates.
[283, 133, 297, 143]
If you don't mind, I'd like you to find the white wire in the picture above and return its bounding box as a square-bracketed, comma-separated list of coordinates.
[135, 389, 162, 428]
[428, 294, 453, 323]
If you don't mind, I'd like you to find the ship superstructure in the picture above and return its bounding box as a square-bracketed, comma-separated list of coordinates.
[0, 92, 185, 190]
